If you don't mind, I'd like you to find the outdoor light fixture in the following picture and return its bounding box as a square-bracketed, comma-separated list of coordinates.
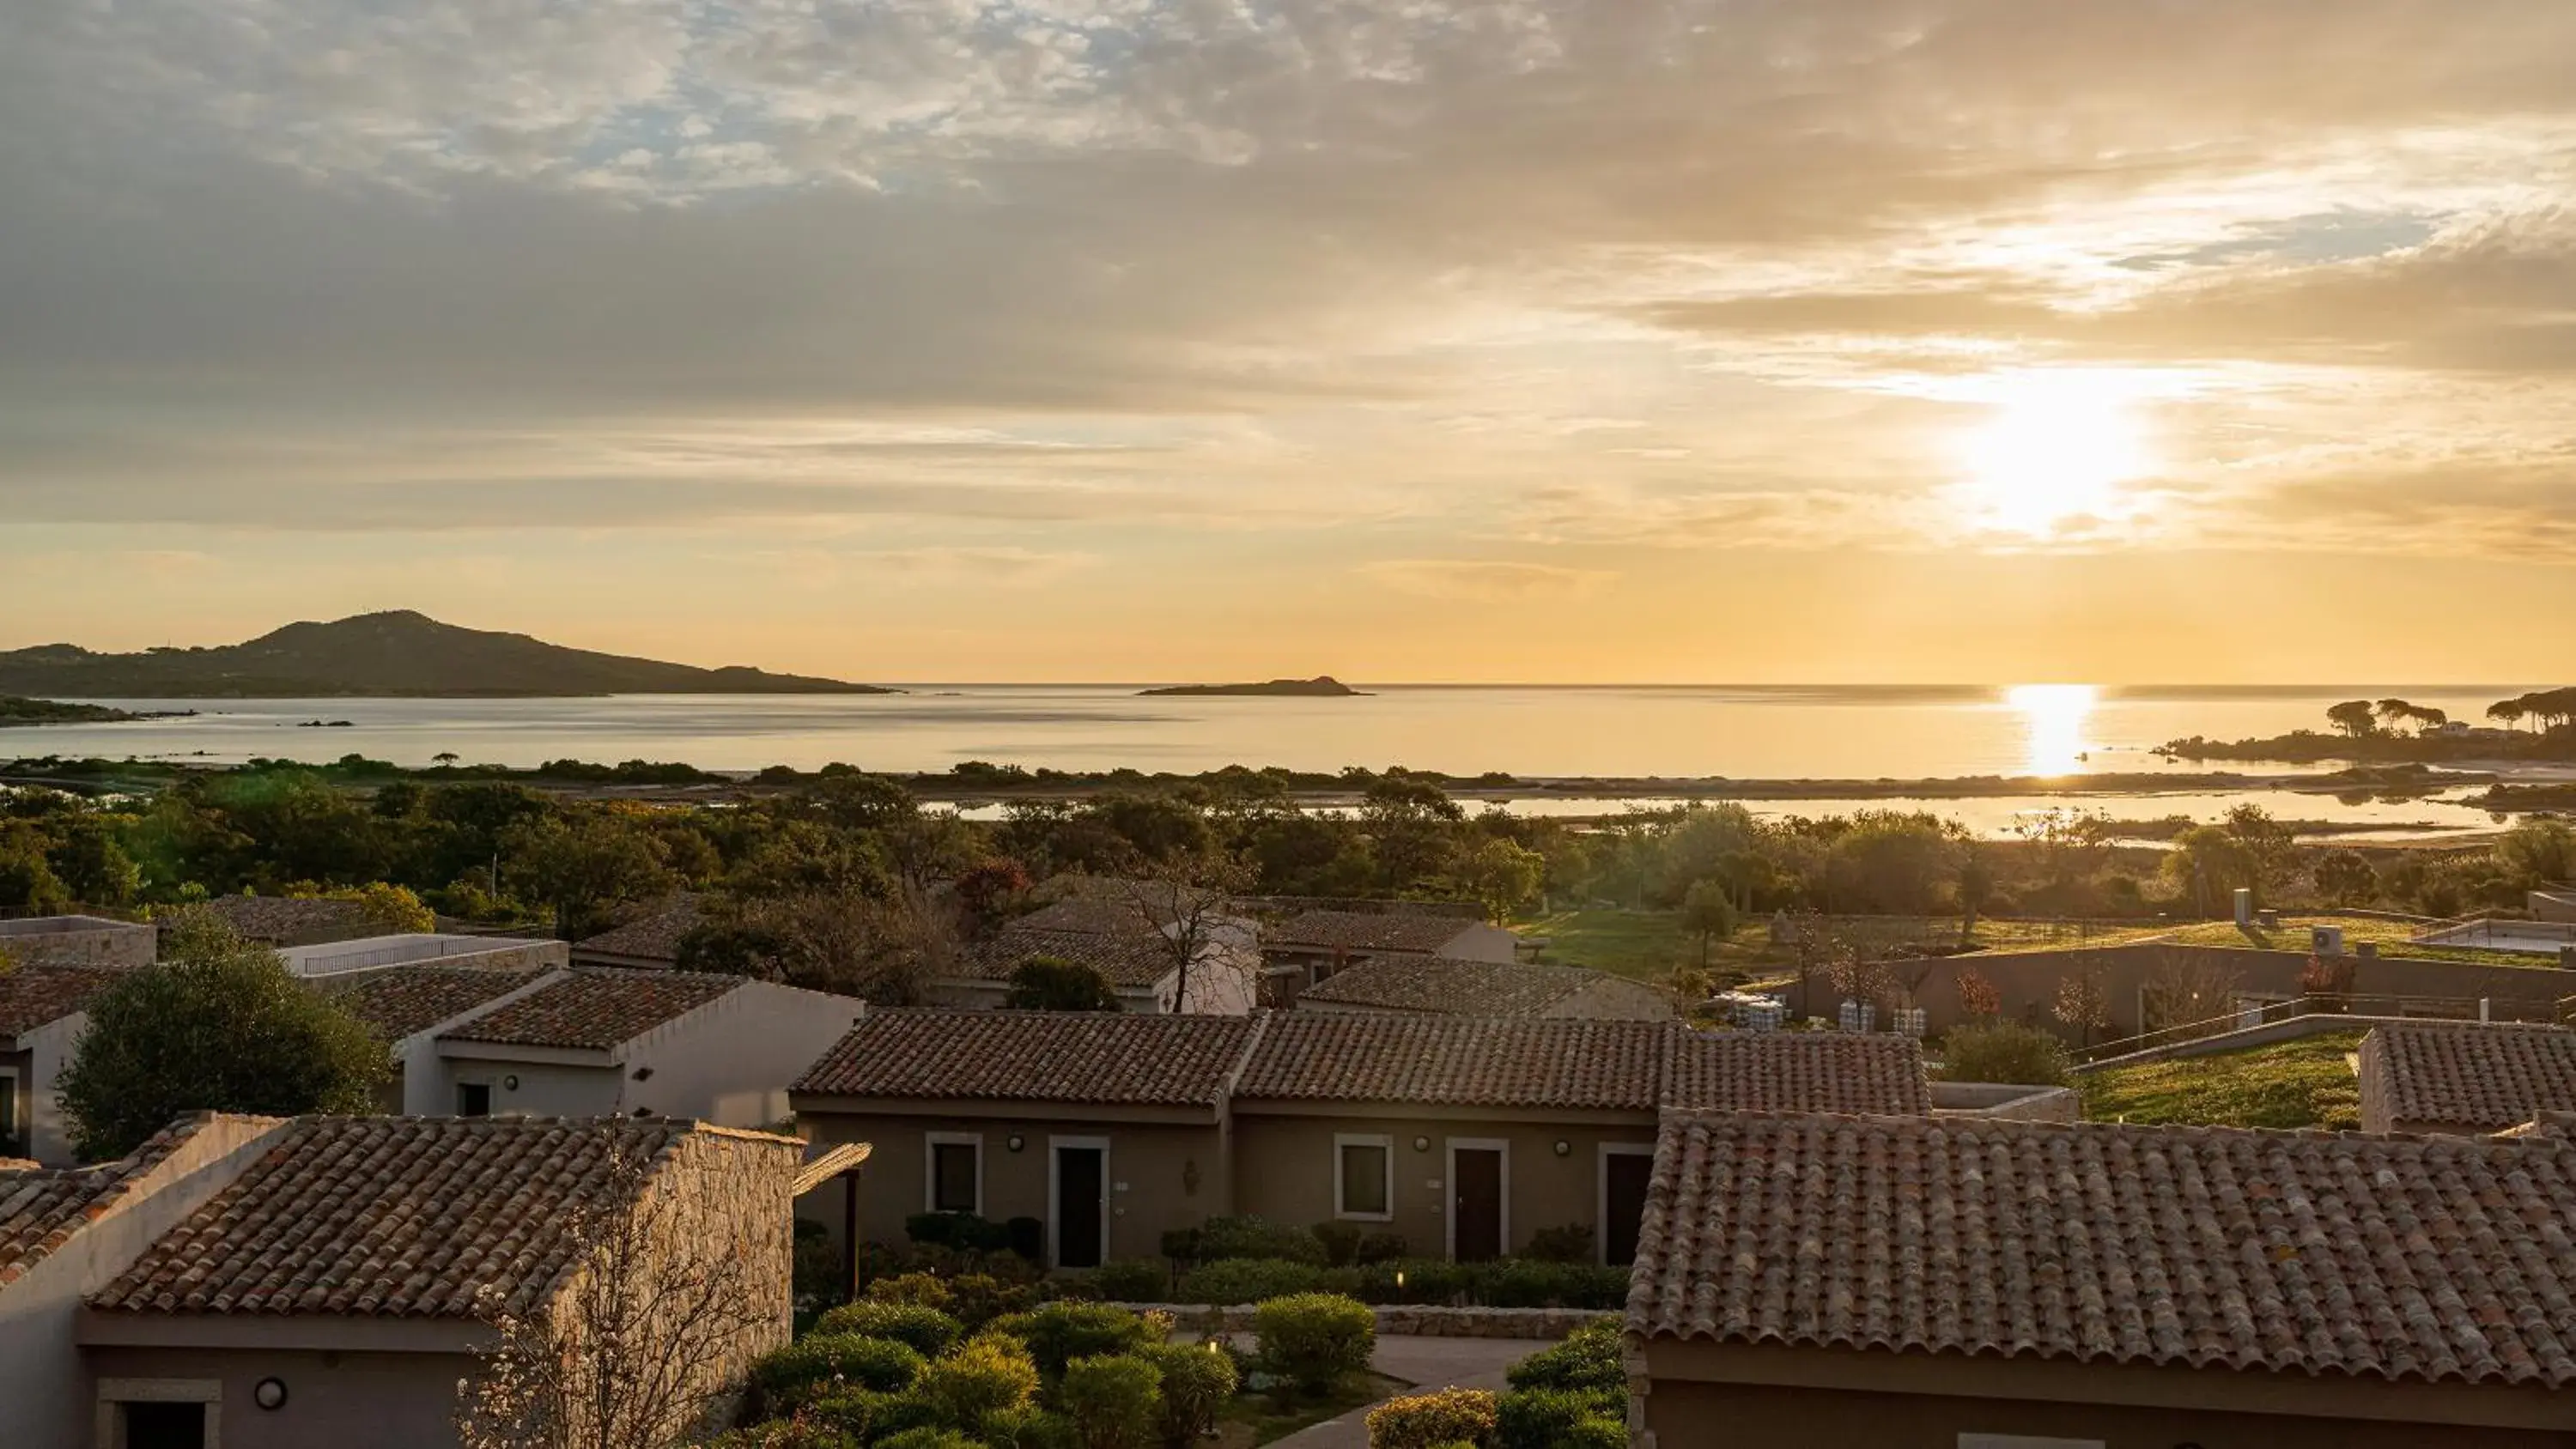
[1412, 1136, 1430, 1152]
[501, 1074, 519, 1091]
[1006, 1134, 1026, 1153]
[1553, 1140, 1571, 1156]
[253, 1378, 289, 1411]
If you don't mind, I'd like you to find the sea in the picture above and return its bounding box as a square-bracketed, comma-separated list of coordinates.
[8, 685, 2550, 840]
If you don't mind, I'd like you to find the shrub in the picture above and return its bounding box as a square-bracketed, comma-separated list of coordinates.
[1941, 1020, 2072, 1087]
[1522, 1223, 1595, 1264]
[876, 1430, 984, 1449]
[1006, 1216, 1046, 1262]
[1473, 1259, 1627, 1310]
[933, 1272, 1039, 1331]
[1255, 1293, 1376, 1397]
[1354, 1231, 1410, 1265]
[1060, 1354, 1164, 1449]
[801, 1390, 937, 1442]
[1195, 1215, 1327, 1264]
[1177, 1258, 1326, 1305]
[814, 1301, 964, 1359]
[992, 1301, 1161, 1380]
[1006, 955, 1123, 1011]
[1313, 1222, 1364, 1267]
[914, 1333, 1041, 1429]
[1094, 1258, 1170, 1303]
[1143, 1341, 1238, 1449]
[982, 1405, 1079, 1449]
[751, 1334, 926, 1411]
[908, 1211, 1013, 1254]
[1493, 1387, 1623, 1449]
[1365, 1388, 1498, 1449]
[1352, 1259, 1471, 1306]
[1504, 1319, 1623, 1396]
[696, 1423, 860, 1449]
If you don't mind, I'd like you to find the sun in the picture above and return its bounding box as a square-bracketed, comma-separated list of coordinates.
[2006, 683, 2099, 776]
[1953, 373, 2155, 537]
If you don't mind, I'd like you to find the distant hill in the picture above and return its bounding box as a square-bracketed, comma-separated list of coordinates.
[0, 696, 151, 725]
[0, 611, 895, 698]
[1139, 676, 1367, 698]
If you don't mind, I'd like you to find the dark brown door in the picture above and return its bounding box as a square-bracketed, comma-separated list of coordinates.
[1602, 1151, 1653, 1267]
[123, 1402, 207, 1449]
[1452, 1147, 1504, 1262]
[1056, 1145, 1105, 1269]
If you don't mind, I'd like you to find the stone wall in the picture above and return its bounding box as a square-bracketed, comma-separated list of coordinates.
[0, 915, 155, 968]
[1133, 1302, 1612, 1340]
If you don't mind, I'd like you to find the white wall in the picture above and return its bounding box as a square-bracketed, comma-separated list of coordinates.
[15, 1013, 89, 1167]
[622, 983, 866, 1128]
[394, 971, 568, 1117]
[433, 1056, 626, 1119]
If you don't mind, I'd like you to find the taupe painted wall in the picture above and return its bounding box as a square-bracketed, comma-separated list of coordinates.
[83, 1345, 473, 1449]
[5, 1011, 87, 1164]
[1641, 1375, 2574, 1448]
[801, 1111, 1227, 1265]
[1231, 1112, 1657, 1262]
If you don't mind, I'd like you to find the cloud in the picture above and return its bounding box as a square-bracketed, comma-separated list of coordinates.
[1360, 559, 1616, 601]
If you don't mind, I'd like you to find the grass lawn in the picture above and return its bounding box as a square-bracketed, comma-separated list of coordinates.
[1516, 907, 1704, 980]
[2080, 1032, 2364, 1131]
[2154, 913, 2544, 968]
[1521, 907, 2178, 982]
[1216, 1371, 1411, 1446]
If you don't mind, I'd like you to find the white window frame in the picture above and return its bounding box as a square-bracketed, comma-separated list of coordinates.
[1047, 1135, 1112, 1270]
[1443, 1137, 1511, 1262]
[1332, 1133, 1396, 1222]
[924, 1131, 985, 1216]
[1596, 1143, 1658, 1266]
[97, 1378, 222, 1449]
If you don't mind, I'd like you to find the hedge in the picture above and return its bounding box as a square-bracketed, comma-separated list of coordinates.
[1255, 1293, 1376, 1397]
[1364, 1388, 1498, 1449]
[812, 1301, 964, 1360]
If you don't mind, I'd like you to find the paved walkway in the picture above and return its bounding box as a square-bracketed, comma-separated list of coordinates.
[1268, 1336, 1537, 1448]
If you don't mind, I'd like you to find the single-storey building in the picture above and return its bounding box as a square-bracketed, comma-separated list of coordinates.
[2356, 1020, 2576, 1136]
[1626, 1110, 2576, 1446]
[0, 915, 155, 969]
[430, 968, 865, 1125]
[272, 931, 566, 979]
[1292, 954, 1673, 1021]
[570, 893, 702, 969]
[1261, 909, 1522, 991]
[0, 965, 130, 1165]
[322, 964, 567, 1114]
[938, 899, 1267, 1015]
[174, 895, 384, 949]
[46, 1113, 799, 1449]
[791, 1011, 1926, 1271]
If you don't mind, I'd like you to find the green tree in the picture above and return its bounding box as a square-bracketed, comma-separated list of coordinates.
[2312, 850, 2379, 907]
[2325, 700, 2381, 738]
[56, 916, 386, 1161]
[1457, 838, 1544, 922]
[500, 812, 677, 940]
[2222, 803, 2296, 905]
[2160, 825, 2255, 917]
[2497, 819, 2576, 888]
[1677, 880, 1739, 969]
[0, 831, 74, 914]
[1006, 955, 1122, 1011]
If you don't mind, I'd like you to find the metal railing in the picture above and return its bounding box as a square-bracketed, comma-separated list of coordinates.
[2074, 991, 2576, 1065]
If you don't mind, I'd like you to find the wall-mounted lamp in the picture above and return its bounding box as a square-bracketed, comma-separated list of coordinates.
[253, 1378, 289, 1411]
[1006, 1134, 1027, 1153]
[1412, 1136, 1431, 1152]
[1553, 1140, 1571, 1157]
[501, 1075, 519, 1092]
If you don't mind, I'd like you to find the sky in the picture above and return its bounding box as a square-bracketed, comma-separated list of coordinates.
[5, 0, 2575, 683]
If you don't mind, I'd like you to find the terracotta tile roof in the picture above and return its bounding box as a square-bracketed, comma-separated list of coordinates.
[1271, 910, 1486, 955]
[2362, 1022, 2576, 1132]
[0, 963, 125, 1039]
[793, 1009, 1261, 1107]
[324, 965, 551, 1043]
[1012, 897, 1165, 937]
[1, 1117, 224, 1288]
[1663, 1031, 1929, 1115]
[181, 894, 373, 943]
[1297, 956, 1666, 1017]
[1631, 1111, 2576, 1388]
[86, 1116, 712, 1318]
[439, 968, 742, 1051]
[571, 894, 702, 963]
[1237, 1016, 1674, 1110]
[951, 925, 1177, 988]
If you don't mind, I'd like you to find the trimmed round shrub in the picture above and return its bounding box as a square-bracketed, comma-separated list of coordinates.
[1504, 1319, 1623, 1396]
[945, 1272, 1042, 1331]
[1143, 1341, 1239, 1448]
[1557, 1416, 1626, 1449]
[696, 1424, 860, 1449]
[876, 1430, 983, 1449]
[751, 1334, 926, 1411]
[1522, 1223, 1595, 1264]
[814, 1300, 964, 1359]
[1060, 1354, 1163, 1449]
[1093, 1258, 1170, 1303]
[915, 1333, 1041, 1428]
[1494, 1387, 1623, 1449]
[1177, 1257, 1325, 1306]
[981, 1405, 1078, 1449]
[1353, 1231, 1409, 1265]
[1365, 1388, 1498, 1449]
[1255, 1293, 1376, 1397]
[799, 1389, 937, 1443]
[992, 1301, 1161, 1379]
[864, 1271, 954, 1312]
[1194, 1215, 1327, 1264]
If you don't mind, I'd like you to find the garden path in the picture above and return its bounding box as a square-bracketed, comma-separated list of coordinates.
[1267, 1336, 1542, 1449]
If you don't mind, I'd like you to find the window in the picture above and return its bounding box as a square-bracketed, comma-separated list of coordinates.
[455, 1082, 492, 1118]
[1334, 1134, 1394, 1220]
[927, 1132, 983, 1215]
[0, 1071, 19, 1154]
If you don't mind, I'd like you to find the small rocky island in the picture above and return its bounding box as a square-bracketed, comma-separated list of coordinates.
[1139, 676, 1369, 698]
[0, 696, 168, 726]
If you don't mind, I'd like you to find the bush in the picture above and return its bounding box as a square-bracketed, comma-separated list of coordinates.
[1313, 1222, 1364, 1267]
[696, 1424, 860, 1449]
[908, 1212, 1013, 1254]
[801, 1390, 937, 1443]
[1473, 1259, 1628, 1310]
[1941, 1020, 2072, 1087]
[1522, 1223, 1595, 1264]
[1060, 1355, 1163, 1449]
[1006, 1216, 1046, 1262]
[1352, 1258, 1471, 1305]
[1505, 1319, 1623, 1396]
[982, 1406, 1078, 1449]
[751, 1334, 926, 1412]
[814, 1301, 964, 1359]
[1493, 1387, 1622, 1449]
[876, 1430, 983, 1449]
[1255, 1293, 1376, 1397]
[1555, 1417, 1626, 1449]
[906, 1272, 1038, 1331]
[1143, 1341, 1238, 1449]
[1196, 1215, 1328, 1264]
[1094, 1258, 1170, 1303]
[1365, 1388, 1498, 1449]
[1007, 955, 1123, 1011]
[864, 1271, 954, 1312]
[1354, 1231, 1410, 1265]
[1176, 1258, 1327, 1305]
[914, 1333, 1041, 1429]
[992, 1302, 1161, 1380]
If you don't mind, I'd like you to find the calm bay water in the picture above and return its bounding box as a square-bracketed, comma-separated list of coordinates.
[12, 685, 2537, 838]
